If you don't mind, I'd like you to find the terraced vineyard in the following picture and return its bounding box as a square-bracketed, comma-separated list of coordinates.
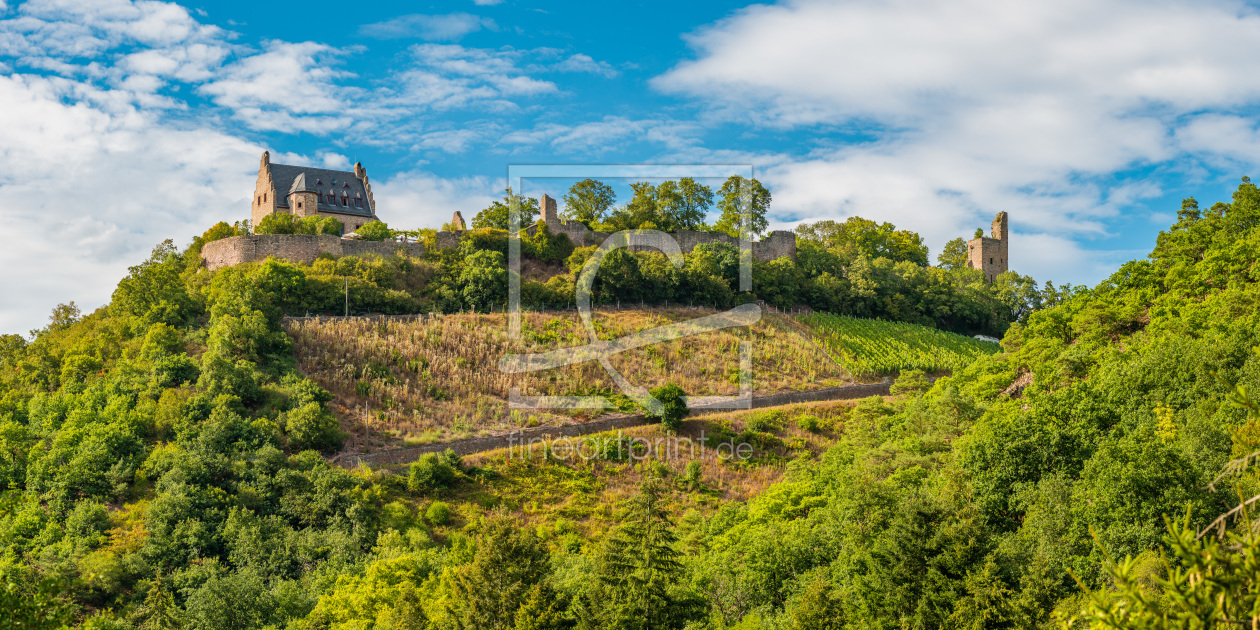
[799, 313, 1000, 376]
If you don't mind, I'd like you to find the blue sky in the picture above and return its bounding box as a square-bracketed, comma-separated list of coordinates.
[4, 0, 1260, 334]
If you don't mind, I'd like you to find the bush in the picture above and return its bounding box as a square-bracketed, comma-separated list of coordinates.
[425, 501, 451, 526]
[745, 409, 783, 432]
[795, 414, 823, 433]
[283, 402, 345, 452]
[407, 453, 458, 494]
[255, 212, 300, 235]
[646, 382, 688, 433]
[355, 220, 392, 241]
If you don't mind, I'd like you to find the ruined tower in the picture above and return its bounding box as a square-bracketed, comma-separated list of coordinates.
[966, 212, 1008, 281]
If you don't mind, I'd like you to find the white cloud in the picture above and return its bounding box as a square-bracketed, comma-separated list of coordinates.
[554, 53, 617, 78]
[654, 0, 1260, 285]
[0, 73, 263, 335]
[472, 0, 502, 6]
[371, 171, 499, 231]
[359, 13, 496, 41]
[501, 116, 702, 153]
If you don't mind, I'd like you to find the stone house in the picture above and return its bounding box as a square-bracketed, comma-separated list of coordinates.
[250, 151, 378, 235]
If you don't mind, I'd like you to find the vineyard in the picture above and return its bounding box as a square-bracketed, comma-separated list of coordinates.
[286, 308, 849, 447]
[798, 313, 1000, 376]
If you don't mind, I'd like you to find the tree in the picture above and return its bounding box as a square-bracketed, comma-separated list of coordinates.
[473, 188, 540, 230]
[937, 237, 969, 269]
[646, 382, 687, 433]
[563, 179, 616, 225]
[256, 212, 301, 234]
[111, 240, 196, 326]
[458, 250, 507, 311]
[580, 480, 701, 630]
[714, 175, 771, 238]
[603, 182, 666, 231]
[446, 511, 554, 630]
[796, 217, 928, 266]
[356, 220, 392, 241]
[657, 178, 713, 230]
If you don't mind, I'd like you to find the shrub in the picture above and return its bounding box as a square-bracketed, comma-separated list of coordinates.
[355, 220, 392, 241]
[646, 382, 688, 433]
[283, 402, 345, 452]
[408, 453, 458, 494]
[683, 460, 704, 489]
[425, 501, 451, 525]
[255, 212, 300, 235]
[745, 409, 783, 432]
[796, 414, 823, 433]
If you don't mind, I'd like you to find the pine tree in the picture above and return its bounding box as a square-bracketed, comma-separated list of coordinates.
[579, 481, 702, 630]
[446, 510, 555, 630]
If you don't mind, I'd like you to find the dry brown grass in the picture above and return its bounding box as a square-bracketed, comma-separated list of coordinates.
[389, 400, 860, 539]
[287, 308, 850, 446]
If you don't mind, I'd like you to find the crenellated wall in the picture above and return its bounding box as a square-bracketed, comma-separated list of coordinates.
[201, 234, 424, 271]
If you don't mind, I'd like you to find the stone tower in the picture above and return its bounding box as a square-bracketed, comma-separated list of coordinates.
[966, 212, 1009, 281]
[541, 194, 560, 230]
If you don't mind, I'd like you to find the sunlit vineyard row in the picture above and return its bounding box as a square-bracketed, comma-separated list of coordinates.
[798, 313, 1000, 376]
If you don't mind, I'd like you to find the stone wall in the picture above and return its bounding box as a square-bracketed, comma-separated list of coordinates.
[201, 234, 424, 271]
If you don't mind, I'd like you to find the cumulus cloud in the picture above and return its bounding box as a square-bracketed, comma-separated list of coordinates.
[654, 0, 1260, 283]
[0, 73, 263, 334]
[370, 171, 499, 231]
[359, 13, 496, 41]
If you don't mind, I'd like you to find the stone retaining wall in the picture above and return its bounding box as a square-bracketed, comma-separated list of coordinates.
[330, 380, 896, 468]
[201, 234, 425, 271]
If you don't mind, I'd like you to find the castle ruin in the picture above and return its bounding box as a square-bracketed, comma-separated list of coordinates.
[966, 212, 1009, 281]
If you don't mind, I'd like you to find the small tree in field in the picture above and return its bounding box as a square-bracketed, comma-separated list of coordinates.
[646, 382, 688, 433]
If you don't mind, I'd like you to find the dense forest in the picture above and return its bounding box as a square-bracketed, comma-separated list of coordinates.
[5, 179, 1260, 628]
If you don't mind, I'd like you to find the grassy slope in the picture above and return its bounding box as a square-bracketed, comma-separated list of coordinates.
[363, 399, 859, 543]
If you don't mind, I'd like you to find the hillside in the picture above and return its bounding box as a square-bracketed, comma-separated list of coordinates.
[284, 308, 1003, 450]
[9, 181, 1260, 627]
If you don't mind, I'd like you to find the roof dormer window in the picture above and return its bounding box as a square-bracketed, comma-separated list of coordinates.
[356, 198, 363, 208]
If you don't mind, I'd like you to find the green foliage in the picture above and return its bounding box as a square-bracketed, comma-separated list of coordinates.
[407, 452, 458, 494]
[797, 216, 929, 266]
[803, 313, 1001, 375]
[282, 402, 345, 452]
[355, 220, 392, 241]
[657, 177, 714, 230]
[714, 175, 771, 237]
[472, 187, 540, 230]
[563, 178, 616, 225]
[938, 236, 969, 269]
[645, 382, 687, 432]
[445, 510, 556, 629]
[425, 501, 451, 526]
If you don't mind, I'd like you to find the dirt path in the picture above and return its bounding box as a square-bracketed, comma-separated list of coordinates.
[329, 380, 896, 468]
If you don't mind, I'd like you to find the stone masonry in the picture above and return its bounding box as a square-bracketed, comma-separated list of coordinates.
[201, 234, 424, 271]
[967, 212, 1008, 281]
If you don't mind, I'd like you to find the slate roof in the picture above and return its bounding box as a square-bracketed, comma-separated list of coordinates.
[269, 162, 374, 218]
